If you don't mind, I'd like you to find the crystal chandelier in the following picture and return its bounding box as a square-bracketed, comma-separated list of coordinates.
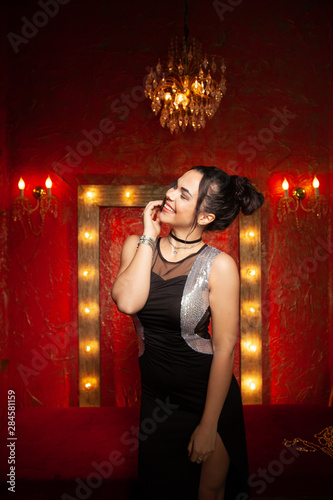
[144, 4, 226, 134]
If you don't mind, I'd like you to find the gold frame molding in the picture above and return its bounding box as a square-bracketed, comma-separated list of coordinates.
[78, 185, 262, 406]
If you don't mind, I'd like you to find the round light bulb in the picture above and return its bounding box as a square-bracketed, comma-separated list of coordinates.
[250, 382, 256, 390]
[83, 270, 89, 277]
[84, 232, 92, 239]
[84, 307, 90, 314]
[247, 269, 256, 276]
[86, 191, 94, 200]
[86, 345, 91, 352]
[249, 307, 256, 313]
[85, 382, 92, 389]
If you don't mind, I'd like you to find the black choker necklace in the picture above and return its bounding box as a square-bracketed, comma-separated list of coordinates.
[169, 232, 202, 244]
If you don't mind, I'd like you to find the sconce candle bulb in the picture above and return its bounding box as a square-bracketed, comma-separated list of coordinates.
[313, 176, 320, 196]
[282, 178, 289, 197]
[18, 177, 25, 196]
[45, 176, 52, 195]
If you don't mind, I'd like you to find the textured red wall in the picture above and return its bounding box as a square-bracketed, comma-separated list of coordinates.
[0, 5, 10, 421]
[1, 0, 332, 418]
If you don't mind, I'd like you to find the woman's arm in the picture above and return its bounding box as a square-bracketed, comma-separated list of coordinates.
[111, 200, 162, 315]
[188, 252, 239, 462]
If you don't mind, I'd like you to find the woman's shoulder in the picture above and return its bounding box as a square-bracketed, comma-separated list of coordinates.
[207, 246, 238, 276]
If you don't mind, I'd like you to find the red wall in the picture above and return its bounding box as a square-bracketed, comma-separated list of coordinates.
[1, 0, 332, 418]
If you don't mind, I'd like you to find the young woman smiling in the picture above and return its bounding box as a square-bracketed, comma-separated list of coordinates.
[112, 166, 264, 500]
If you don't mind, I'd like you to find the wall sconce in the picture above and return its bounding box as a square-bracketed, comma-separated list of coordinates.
[277, 176, 328, 230]
[12, 176, 58, 236]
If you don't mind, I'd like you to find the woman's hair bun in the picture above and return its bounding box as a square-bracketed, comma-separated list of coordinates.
[189, 166, 264, 233]
[232, 176, 264, 215]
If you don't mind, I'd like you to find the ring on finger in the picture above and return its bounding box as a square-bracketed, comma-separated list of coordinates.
[196, 458, 203, 463]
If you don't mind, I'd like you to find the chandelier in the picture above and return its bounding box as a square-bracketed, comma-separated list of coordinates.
[144, 4, 226, 134]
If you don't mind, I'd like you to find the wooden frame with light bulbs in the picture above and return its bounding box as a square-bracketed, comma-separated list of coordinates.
[78, 185, 168, 406]
[239, 210, 262, 404]
[78, 185, 263, 406]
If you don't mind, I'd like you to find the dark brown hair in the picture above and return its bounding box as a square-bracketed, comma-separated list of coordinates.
[190, 166, 264, 232]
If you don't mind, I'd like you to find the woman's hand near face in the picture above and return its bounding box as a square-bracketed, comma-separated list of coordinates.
[142, 200, 163, 240]
[111, 199, 163, 315]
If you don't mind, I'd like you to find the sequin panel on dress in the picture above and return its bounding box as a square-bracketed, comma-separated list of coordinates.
[180, 246, 221, 354]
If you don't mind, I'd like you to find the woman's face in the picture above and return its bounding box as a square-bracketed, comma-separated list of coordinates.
[160, 169, 203, 229]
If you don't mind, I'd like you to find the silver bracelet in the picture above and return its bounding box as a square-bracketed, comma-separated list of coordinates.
[136, 235, 156, 250]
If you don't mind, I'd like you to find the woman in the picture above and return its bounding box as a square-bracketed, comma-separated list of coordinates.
[112, 166, 264, 500]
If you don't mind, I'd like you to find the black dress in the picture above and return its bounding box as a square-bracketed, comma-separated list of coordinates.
[132, 239, 250, 500]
